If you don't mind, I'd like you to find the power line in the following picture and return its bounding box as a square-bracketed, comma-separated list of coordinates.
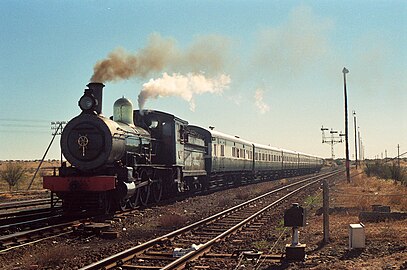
[0, 123, 50, 128]
[0, 118, 51, 123]
[0, 130, 50, 134]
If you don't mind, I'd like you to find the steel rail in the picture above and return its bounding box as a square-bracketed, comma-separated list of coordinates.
[162, 171, 340, 269]
[80, 169, 340, 270]
[0, 231, 73, 253]
[0, 213, 64, 231]
[0, 198, 52, 211]
[0, 220, 84, 253]
[0, 207, 62, 226]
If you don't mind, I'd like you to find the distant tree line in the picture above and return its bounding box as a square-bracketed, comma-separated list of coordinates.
[364, 161, 406, 186]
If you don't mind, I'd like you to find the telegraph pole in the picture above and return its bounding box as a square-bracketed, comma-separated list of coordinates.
[27, 121, 66, 190]
[342, 67, 350, 183]
[358, 127, 361, 162]
[51, 121, 66, 164]
[353, 111, 358, 169]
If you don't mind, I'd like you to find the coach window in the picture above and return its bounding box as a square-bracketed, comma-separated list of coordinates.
[214, 144, 217, 156]
[220, 145, 225, 156]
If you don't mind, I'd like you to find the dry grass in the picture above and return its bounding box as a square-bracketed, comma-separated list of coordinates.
[19, 245, 75, 269]
[217, 196, 232, 208]
[368, 220, 407, 245]
[0, 160, 60, 192]
[234, 188, 251, 201]
[158, 213, 188, 228]
[332, 168, 407, 212]
[302, 167, 407, 269]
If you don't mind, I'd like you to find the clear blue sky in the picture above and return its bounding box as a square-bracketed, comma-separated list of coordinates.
[0, 0, 406, 160]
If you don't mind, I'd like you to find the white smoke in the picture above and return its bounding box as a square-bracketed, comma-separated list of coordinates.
[138, 73, 231, 111]
[254, 89, 270, 114]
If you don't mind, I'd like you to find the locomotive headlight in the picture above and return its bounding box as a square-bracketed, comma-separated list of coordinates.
[78, 95, 96, 111]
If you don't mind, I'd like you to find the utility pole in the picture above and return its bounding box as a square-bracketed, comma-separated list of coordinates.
[51, 121, 66, 164]
[353, 110, 358, 169]
[343, 67, 350, 183]
[358, 127, 362, 163]
[27, 121, 66, 190]
[323, 180, 330, 243]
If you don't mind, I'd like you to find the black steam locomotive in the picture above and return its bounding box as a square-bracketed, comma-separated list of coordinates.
[44, 83, 323, 213]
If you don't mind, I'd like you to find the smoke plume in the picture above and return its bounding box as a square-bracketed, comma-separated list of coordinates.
[91, 33, 231, 83]
[252, 5, 332, 77]
[254, 89, 270, 114]
[138, 73, 231, 111]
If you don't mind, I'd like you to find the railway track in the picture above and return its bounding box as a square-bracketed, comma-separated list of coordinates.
[0, 197, 63, 235]
[0, 196, 62, 228]
[0, 198, 52, 211]
[0, 207, 62, 228]
[0, 220, 81, 253]
[80, 169, 341, 269]
[0, 197, 73, 252]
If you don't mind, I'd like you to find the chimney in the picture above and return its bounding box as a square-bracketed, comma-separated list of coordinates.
[86, 82, 105, 114]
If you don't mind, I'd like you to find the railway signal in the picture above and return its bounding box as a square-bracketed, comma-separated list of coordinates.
[321, 126, 343, 160]
[284, 203, 306, 261]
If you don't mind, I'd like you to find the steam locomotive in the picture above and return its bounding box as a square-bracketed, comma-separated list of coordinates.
[43, 83, 324, 213]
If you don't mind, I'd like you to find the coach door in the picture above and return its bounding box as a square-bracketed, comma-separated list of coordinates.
[219, 139, 225, 170]
[175, 122, 185, 166]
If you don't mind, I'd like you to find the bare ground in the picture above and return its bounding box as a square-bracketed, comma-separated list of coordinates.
[0, 167, 406, 269]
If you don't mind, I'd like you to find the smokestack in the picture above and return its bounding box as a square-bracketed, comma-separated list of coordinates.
[86, 82, 105, 114]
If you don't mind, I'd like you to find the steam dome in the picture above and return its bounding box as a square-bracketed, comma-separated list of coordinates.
[113, 97, 134, 125]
